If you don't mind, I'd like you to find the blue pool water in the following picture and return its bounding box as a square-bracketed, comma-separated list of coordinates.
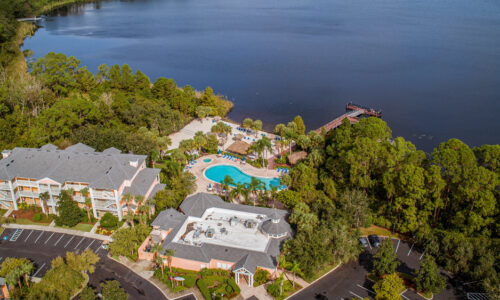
[203, 158, 212, 163]
[205, 165, 283, 190]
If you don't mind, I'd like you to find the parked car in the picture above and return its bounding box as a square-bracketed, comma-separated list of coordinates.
[359, 237, 369, 248]
[368, 234, 380, 247]
[316, 293, 329, 300]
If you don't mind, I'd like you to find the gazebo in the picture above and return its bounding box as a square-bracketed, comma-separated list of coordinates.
[226, 141, 251, 156]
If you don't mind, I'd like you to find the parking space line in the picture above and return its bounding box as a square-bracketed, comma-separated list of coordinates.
[34, 231, 44, 244]
[419, 250, 425, 260]
[74, 237, 85, 249]
[64, 236, 75, 248]
[395, 239, 400, 253]
[85, 240, 95, 251]
[400, 292, 410, 300]
[356, 284, 376, 295]
[349, 291, 363, 299]
[407, 243, 414, 256]
[0, 257, 3, 262]
[44, 232, 55, 244]
[24, 230, 34, 242]
[33, 263, 46, 277]
[54, 234, 65, 246]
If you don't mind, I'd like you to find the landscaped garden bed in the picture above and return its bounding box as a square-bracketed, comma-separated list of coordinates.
[10, 205, 54, 226]
[153, 267, 240, 299]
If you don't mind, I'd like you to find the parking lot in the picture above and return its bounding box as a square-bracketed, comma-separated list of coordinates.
[290, 237, 458, 300]
[0, 228, 167, 300]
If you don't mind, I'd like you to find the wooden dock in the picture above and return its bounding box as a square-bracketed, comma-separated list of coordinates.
[316, 103, 382, 133]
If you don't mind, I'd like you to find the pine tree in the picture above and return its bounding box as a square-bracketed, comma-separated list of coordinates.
[373, 239, 400, 277]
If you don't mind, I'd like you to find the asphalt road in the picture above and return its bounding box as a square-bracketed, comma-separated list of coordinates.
[0, 228, 167, 300]
[290, 237, 459, 300]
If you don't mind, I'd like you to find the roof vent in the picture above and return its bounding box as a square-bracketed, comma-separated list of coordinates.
[129, 160, 138, 168]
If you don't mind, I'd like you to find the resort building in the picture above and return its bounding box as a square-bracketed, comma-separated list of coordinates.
[139, 193, 292, 286]
[0, 143, 165, 219]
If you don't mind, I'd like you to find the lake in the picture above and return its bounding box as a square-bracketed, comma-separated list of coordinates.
[22, 0, 500, 151]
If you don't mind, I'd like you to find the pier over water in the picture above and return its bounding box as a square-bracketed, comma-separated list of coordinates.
[316, 103, 382, 133]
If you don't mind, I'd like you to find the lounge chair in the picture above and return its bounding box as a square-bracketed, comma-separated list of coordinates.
[284, 168, 288, 173]
[277, 167, 281, 172]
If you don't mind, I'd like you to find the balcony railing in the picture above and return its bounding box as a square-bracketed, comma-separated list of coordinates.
[0, 182, 10, 189]
[73, 196, 85, 203]
[63, 184, 86, 191]
[14, 180, 39, 188]
[92, 191, 115, 199]
[16, 190, 38, 198]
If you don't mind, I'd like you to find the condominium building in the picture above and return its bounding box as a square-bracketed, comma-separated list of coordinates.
[0, 143, 165, 219]
[139, 193, 291, 286]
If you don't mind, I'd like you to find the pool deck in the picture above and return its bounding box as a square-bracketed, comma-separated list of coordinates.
[189, 154, 281, 194]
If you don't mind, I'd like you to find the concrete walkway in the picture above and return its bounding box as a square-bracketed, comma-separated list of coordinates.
[113, 257, 200, 300]
[2, 223, 112, 241]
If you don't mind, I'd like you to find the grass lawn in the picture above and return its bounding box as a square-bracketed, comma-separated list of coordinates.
[56, 223, 94, 232]
[305, 261, 340, 283]
[14, 218, 50, 226]
[0, 208, 7, 216]
[360, 224, 406, 240]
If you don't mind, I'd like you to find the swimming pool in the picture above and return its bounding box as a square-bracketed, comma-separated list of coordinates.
[204, 165, 283, 190]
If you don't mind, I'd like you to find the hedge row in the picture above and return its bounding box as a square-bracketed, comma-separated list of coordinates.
[197, 279, 211, 300]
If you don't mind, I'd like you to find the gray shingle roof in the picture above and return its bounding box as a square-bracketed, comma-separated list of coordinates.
[157, 193, 291, 273]
[123, 168, 160, 197]
[65, 143, 95, 152]
[0, 145, 147, 190]
[261, 219, 288, 236]
[149, 183, 166, 200]
[180, 193, 289, 220]
[152, 208, 187, 231]
[40, 143, 58, 151]
[103, 147, 122, 155]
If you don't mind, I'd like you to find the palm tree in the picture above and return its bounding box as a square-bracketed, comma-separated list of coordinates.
[157, 135, 171, 159]
[150, 150, 160, 167]
[150, 243, 164, 275]
[145, 197, 156, 219]
[248, 177, 263, 205]
[80, 188, 92, 222]
[20, 261, 34, 288]
[6, 268, 22, 290]
[39, 191, 50, 217]
[164, 248, 175, 287]
[231, 182, 245, 203]
[290, 261, 302, 288]
[194, 131, 206, 155]
[124, 211, 135, 228]
[222, 175, 235, 202]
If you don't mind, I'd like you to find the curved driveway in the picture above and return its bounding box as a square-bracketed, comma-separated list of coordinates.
[0, 228, 166, 300]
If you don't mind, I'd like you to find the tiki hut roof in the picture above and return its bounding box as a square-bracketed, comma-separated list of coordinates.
[288, 151, 307, 165]
[234, 134, 244, 141]
[226, 141, 251, 155]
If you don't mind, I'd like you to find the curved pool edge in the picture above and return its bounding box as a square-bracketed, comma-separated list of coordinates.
[202, 163, 285, 190]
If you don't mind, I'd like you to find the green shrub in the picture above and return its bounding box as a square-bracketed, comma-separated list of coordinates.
[197, 279, 211, 300]
[100, 212, 119, 229]
[253, 269, 270, 287]
[33, 213, 42, 222]
[183, 274, 197, 288]
[227, 278, 240, 294]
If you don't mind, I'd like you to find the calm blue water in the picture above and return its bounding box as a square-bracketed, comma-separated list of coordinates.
[204, 165, 282, 190]
[22, 0, 500, 151]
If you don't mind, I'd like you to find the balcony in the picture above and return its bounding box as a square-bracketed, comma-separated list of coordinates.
[64, 184, 86, 191]
[16, 190, 38, 198]
[13, 180, 37, 188]
[0, 182, 10, 189]
[92, 190, 115, 199]
[73, 196, 85, 203]
[94, 200, 117, 210]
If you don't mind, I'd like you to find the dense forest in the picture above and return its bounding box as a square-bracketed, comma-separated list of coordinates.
[277, 117, 499, 297]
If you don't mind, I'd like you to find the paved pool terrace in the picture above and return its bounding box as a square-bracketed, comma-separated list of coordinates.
[188, 154, 283, 195]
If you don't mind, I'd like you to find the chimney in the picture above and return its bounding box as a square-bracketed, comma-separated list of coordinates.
[2, 150, 11, 159]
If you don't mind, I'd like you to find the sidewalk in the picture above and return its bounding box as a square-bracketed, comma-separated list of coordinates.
[2, 223, 112, 241]
[112, 256, 201, 300]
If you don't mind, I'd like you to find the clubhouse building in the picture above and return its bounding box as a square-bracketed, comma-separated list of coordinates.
[0, 143, 165, 219]
[139, 193, 292, 286]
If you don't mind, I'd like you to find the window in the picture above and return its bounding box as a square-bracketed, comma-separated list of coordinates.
[222, 263, 227, 269]
[217, 262, 222, 268]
